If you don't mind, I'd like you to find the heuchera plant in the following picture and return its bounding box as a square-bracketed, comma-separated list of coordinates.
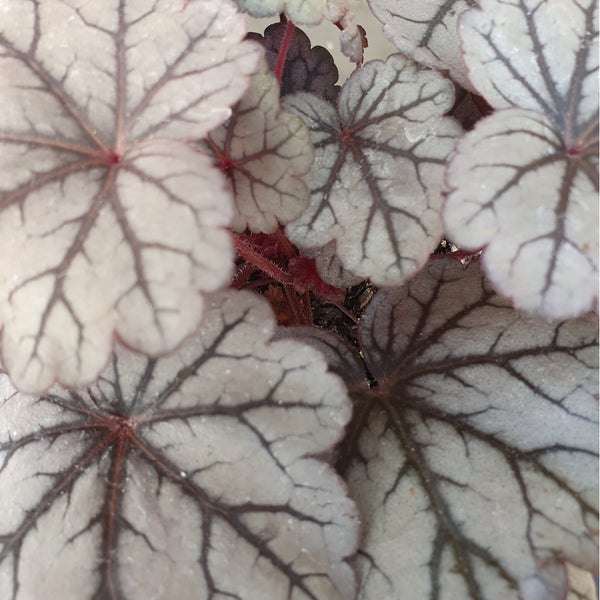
[0, 1, 597, 599]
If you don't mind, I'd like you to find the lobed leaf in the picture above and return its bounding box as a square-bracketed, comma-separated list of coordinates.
[444, 0, 599, 318]
[202, 61, 314, 233]
[284, 54, 462, 287]
[458, 0, 598, 117]
[0, 0, 262, 391]
[248, 23, 340, 102]
[286, 257, 599, 599]
[367, 0, 478, 89]
[0, 289, 359, 600]
[445, 108, 598, 318]
[237, 0, 347, 27]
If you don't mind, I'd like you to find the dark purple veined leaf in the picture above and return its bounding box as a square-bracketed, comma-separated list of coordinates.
[0, 289, 359, 600]
[444, 0, 599, 318]
[280, 256, 599, 599]
[201, 60, 314, 233]
[0, 0, 262, 392]
[274, 325, 367, 391]
[283, 54, 462, 287]
[366, 0, 478, 89]
[248, 23, 340, 102]
[448, 87, 490, 131]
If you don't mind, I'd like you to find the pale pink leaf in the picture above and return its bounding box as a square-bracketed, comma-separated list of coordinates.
[1, 141, 234, 392]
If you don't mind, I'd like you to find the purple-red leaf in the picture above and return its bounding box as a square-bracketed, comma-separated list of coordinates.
[248, 23, 340, 102]
[237, 0, 365, 63]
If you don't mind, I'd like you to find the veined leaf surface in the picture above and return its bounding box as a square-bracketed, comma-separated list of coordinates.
[282, 257, 599, 599]
[444, 0, 599, 318]
[203, 61, 314, 233]
[0, 0, 262, 391]
[0, 290, 359, 600]
[284, 54, 462, 286]
[366, 0, 478, 89]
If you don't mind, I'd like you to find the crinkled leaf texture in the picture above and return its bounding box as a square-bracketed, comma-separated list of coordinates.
[202, 61, 313, 233]
[0, 0, 263, 392]
[282, 257, 599, 599]
[444, 0, 599, 318]
[284, 54, 462, 287]
[248, 22, 340, 102]
[0, 289, 359, 600]
[367, 0, 478, 89]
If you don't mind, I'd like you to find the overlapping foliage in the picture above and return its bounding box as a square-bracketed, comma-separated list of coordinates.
[0, 0, 597, 598]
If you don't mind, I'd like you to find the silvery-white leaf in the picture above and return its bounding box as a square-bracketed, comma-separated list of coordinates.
[302, 257, 598, 599]
[444, 0, 598, 318]
[284, 54, 462, 286]
[0, 289, 359, 600]
[367, 0, 478, 89]
[0, 0, 262, 391]
[203, 61, 314, 233]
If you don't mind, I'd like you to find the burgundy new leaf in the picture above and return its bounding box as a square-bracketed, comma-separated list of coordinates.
[248, 22, 340, 102]
[237, 0, 365, 63]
